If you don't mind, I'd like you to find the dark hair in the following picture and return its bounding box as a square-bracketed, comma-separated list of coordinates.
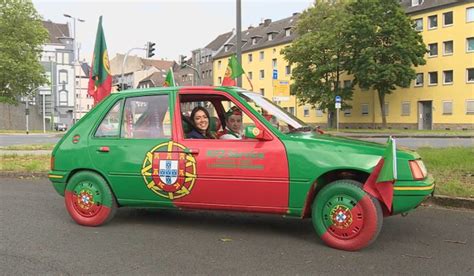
[190, 106, 213, 138]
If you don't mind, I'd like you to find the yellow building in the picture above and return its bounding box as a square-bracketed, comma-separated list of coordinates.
[213, 1, 474, 130]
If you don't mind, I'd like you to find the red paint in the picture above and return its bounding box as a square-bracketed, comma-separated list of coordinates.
[321, 195, 378, 251]
[364, 158, 394, 212]
[65, 191, 111, 226]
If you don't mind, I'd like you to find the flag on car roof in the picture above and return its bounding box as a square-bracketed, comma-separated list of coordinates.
[163, 68, 175, 87]
[222, 55, 244, 86]
[363, 137, 397, 212]
[88, 16, 112, 105]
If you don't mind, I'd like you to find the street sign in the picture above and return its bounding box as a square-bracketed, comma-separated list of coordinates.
[335, 96, 342, 103]
[335, 103, 341, 109]
[272, 69, 278, 80]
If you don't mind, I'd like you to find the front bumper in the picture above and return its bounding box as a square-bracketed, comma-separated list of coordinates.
[392, 174, 435, 215]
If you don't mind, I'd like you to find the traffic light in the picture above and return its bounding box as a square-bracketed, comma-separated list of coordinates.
[180, 55, 187, 68]
[146, 41, 156, 58]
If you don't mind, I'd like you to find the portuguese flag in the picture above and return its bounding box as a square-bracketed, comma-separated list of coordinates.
[222, 55, 244, 86]
[88, 16, 112, 105]
[363, 137, 397, 212]
[163, 68, 175, 87]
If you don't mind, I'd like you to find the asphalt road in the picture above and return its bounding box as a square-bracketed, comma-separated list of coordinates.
[0, 134, 473, 149]
[1, 177, 473, 275]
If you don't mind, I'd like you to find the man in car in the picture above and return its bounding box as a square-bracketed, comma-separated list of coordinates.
[219, 106, 243, 140]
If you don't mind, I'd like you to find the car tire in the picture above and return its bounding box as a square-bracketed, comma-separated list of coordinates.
[65, 171, 117, 226]
[311, 179, 383, 251]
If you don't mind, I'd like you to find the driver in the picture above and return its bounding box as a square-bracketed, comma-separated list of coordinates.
[219, 106, 243, 140]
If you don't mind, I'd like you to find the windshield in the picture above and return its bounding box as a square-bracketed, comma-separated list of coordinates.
[238, 90, 310, 134]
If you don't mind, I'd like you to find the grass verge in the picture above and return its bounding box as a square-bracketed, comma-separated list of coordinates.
[418, 147, 474, 198]
[0, 154, 50, 172]
[325, 128, 473, 136]
[0, 143, 56, 150]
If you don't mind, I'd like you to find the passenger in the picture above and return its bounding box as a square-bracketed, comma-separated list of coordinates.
[186, 106, 215, 139]
[219, 106, 243, 140]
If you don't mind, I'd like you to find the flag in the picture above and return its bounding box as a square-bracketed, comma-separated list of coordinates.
[163, 68, 175, 87]
[222, 55, 245, 86]
[363, 137, 397, 212]
[88, 16, 112, 105]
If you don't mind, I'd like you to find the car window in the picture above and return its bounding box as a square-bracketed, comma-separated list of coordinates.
[95, 100, 123, 138]
[121, 95, 171, 139]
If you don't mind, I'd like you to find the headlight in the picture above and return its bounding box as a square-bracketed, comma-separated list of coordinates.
[409, 160, 427, 180]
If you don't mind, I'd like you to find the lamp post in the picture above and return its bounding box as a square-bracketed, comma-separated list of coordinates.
[64, 14, 85, 125]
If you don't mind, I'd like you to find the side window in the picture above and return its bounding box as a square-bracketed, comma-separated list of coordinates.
[121, 95, 171, 139]
[95, 100, 123, 137]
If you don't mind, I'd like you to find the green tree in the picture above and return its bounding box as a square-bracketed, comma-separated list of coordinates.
[0, 0, 49, 104]
[344, 0, 427, 127]
[283, 0, 352, 127]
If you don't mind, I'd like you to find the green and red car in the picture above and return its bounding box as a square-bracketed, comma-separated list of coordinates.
[49, 86, 434, 251]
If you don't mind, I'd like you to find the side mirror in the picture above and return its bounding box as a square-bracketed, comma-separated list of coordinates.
[244, 126, 272, 141]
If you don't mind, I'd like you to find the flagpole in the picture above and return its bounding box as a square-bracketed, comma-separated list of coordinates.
[236, 0, 242, 87]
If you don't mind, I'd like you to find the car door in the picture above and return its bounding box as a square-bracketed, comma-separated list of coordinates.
[172, 89, 289, 214]
[88, 92, 186, 207]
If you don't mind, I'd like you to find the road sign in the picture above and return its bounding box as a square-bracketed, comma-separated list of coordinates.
[272, 69, 278, 80]
[335, 96, 342, 103]
[273, 80, 290, 97]
[335, 103, 341, 109]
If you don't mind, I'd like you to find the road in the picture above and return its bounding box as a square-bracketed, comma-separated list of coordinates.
[0, 134, 473, 149]
[1, 177, 473, 275]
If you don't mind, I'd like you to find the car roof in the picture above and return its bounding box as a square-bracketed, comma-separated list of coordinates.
[116, 86, 238, 96]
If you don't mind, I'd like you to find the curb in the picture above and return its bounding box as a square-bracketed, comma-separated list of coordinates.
[424, 195, 474, 210]
[331, 134, 474, 139]
[0, 172, 48, 178]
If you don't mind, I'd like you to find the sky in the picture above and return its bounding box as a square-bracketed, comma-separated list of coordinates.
[33, 0, 314, 64]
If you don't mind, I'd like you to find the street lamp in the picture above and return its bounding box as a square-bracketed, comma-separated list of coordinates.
[63, 14, 85, 125]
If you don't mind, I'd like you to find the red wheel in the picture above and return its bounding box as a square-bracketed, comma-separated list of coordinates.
[65, 171, 117, 226]
[312, 180, 382, 251]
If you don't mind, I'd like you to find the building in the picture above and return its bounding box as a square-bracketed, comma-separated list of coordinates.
[76, 62, 94, 119]
[212, 1, 474, 130]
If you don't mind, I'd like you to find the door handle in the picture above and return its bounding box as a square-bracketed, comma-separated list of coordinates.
[188, 148, 199, 155]
[97, 146, 110, 152]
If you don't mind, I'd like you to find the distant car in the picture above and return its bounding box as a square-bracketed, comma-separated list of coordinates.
[48, 86, 434, 251]
[54, 123, 67, 131]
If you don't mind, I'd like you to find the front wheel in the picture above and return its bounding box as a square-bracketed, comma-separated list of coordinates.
[65, 171, 117, 226]
[311, 179, 383, 251]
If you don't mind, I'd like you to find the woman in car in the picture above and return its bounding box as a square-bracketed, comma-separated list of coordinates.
[186, 106, 215, 139]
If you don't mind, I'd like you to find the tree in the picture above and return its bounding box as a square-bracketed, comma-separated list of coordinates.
[344, 0, 427, 127]
[282, 0, 352, 128]
[0, 0, 49, 104]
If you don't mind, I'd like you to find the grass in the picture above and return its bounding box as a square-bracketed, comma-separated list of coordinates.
[0, 143, 56, 150]
[0, 154, 50, 172]
[325, 128, 473, 135]
[0, 147, 472, 198]
[0, 130, 58, 134]
[418, 147, 474, 198]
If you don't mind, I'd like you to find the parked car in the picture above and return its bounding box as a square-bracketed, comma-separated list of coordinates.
[54, 122, 68, 131]
[48, 86, 434, 251]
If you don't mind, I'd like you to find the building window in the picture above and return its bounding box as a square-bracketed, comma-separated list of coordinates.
[252, 38, 257, 45]
[268, 33, 273, 41]
[467, 68, 474, 83]
[344, 109, 352, 117]
[443, 101, 453, 115]
[401, 102, 411, 116]
[303, 106, 310, 117]
[272, 58, 277, 68]
[443, 11, 453, 26]
[316, 108, 323, 117]
[218, 77, 222, 84]
[289, 107, 295, 115]
[259, 51, 264, 61]
[429, 71, 438, 85]
[428, 15, 438, 29]
[384, 102, 389, 116]
[343, 80, 352, 88]
[443, 70, 453, 84]
[467, 7, 474, 22]
[259, 70, 264, 79]
[248, 71, 252, 80]
[59, 70, 68, 84]
[467, 37, 474, 52]
[59, 90, 68, 106]
[260, 88, 265, 96]
[218, 60, 221, 69]
[443, 40, 454, 55]
[466, 100, 474, 114]
[415, 73, 424, 86]
[285, 65, 291, 75]
[428, 43, 438, 57]
[361, 104, 369, 116]
[411, 0, 424, 7]
[285, 28, 291, 37]
[248, 54, 253, 62]
[414, 18, 423, 31]
[224, 45, 230, 52]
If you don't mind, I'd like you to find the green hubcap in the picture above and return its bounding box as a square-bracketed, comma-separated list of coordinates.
[322, 195, 364, 239]
[72, 181, 103, 217]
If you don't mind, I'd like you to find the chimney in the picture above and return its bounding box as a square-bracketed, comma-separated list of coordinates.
[248, 25, 254, 30]
[264, 19, 272, 26]
[293, 12, 300, 16]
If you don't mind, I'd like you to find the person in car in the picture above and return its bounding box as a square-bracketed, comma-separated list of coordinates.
[219, 106, 243, 140]
[187, 106, 215, 139]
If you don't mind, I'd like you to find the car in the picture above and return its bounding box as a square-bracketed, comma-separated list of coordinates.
[54, 122, 68, 131]
[48, 86, 434, 251]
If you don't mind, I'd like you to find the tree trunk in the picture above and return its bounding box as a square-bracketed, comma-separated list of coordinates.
[378, 90, 387, 128]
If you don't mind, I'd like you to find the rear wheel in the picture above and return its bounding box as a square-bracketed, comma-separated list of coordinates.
[65, 171, 117, 226]
[311, 179, 382, 251]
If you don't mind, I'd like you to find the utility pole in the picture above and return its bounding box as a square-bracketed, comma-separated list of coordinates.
[236, 0, 242, 87]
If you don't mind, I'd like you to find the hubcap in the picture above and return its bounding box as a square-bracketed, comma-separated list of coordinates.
[322, 195, 364, 239]
[72, 181, 103, 217]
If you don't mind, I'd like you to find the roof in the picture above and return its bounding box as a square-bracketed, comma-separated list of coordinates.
[141, 59, 175, 71]
[138, 71, 167, 86]
[80, 63, 90, 77]
[205, 31, 234, 51]
[400, 0, 472, 14]
[214, 13, 300, 59]
[42, 21, 70, 44]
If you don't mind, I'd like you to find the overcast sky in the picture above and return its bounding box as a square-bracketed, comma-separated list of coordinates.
[33, 0, 313, 64]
